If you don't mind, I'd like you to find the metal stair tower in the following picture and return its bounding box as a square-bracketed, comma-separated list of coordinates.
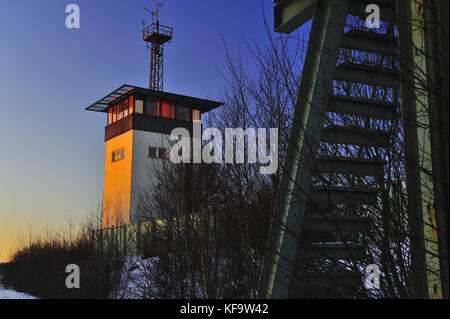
[258, 0, 445, 298]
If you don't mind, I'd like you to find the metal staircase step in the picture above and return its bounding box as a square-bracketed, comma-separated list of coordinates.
[315, 156, 385, 177]
[298, 242, 367, 261]
[292, 271, 360, 292]
[335, 62, 400, 88]
[341, 30, 397, 56]
[349, 0, 397, 22]
[328, 95, 398, 120]
[303, 215, 371, 233]
[310, 187, 379, 205]
[321, 125, 391, 147]
[356, 0, 396, 7]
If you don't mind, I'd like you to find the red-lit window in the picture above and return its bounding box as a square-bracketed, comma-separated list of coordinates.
[124, 98, 129, 117]
[161, 101, 175, 119]
[108, 107, 113, 125]
[129, 96, 134, 115]
[112, 104, 117, 122]
[118, 101, 124, 120]
[192, 109, 201, 122]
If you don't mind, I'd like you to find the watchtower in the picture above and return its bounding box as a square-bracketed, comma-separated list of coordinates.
[85, 5, 223, 229]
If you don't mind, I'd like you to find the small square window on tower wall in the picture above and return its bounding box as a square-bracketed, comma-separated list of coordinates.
[149, 146, 169, 159]
[149, 147, 158, 158]
[135, 100, 144, 114]
[159, 148, 169, 159]
[161, 101, 175, 119]
[112, 149, 125, 162]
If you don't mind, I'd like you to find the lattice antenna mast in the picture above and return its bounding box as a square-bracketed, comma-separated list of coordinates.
[142, 3, 173, 91]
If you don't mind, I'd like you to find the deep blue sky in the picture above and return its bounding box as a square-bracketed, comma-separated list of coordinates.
[0, 0, 291, 261]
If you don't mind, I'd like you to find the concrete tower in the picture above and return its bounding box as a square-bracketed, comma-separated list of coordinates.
[86, 86, 222, 228]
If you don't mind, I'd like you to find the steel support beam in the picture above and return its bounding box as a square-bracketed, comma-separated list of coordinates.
[274, 0, 316, 34]
[423, 0, 449, 299]
[258, 0, 350, 298]
[396, 0, 447, 299]
[396, 0, 429, 299]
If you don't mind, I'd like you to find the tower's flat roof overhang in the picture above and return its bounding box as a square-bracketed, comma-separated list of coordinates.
[85, 84, 223, 114]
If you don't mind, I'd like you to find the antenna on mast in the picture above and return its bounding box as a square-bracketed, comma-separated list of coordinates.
[144, 8, 156, 23]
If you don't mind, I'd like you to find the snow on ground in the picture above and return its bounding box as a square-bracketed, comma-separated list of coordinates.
[0, 273, 37, 299]
[111, 255, 162, 299]
[0, 285, 37, 299]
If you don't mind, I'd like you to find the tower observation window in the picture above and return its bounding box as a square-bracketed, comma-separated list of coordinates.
[161, 101, 175, 119]
[145, 99, 159, 116]
[108, 108, 113, 125]
[108, 96, 134, 124]
[118, 101, 124, 120]
[124, 98, 129, 117]
[176, 106, 190, 121]
[135, 100, 144, 114]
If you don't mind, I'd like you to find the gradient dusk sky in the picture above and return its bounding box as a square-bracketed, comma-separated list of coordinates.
[0, 0, 304, 262]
